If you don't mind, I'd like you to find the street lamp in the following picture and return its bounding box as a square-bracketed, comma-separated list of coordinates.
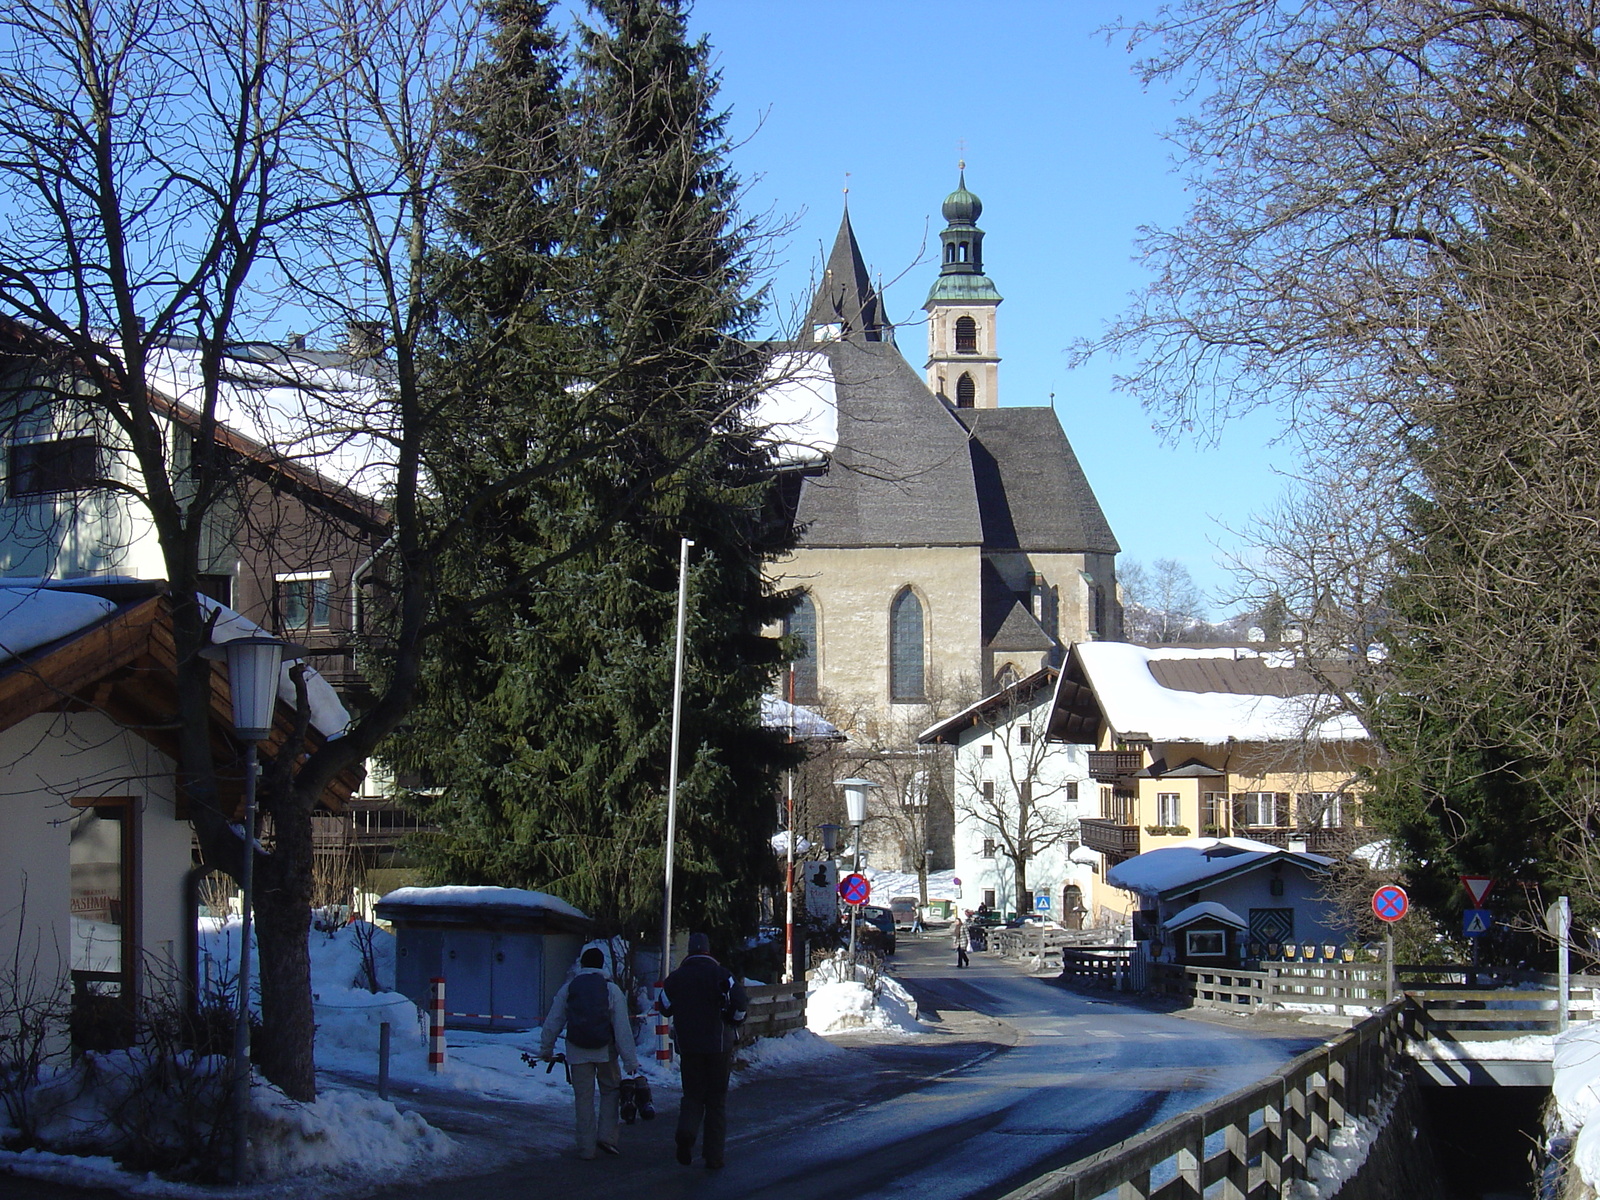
[202, 635, 297, 1183]
[922, 847, 934, 909]
[835, 778, 877, 968]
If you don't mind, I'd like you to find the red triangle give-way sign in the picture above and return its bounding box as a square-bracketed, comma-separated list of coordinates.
[1461, 875, 1494, 906]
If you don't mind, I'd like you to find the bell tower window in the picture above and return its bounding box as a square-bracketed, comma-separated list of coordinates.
[956, 373, 976, 408]
[955, 316, 977, 354]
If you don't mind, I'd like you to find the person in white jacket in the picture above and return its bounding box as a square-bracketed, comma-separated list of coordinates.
[539, 947, 641, 1159]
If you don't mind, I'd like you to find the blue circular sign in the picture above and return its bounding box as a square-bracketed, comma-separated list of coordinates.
[1372, 885, 1409, 923]
[839, 873, 871, 906]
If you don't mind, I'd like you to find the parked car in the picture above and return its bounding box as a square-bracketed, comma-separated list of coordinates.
[852, 904, 897, 955]
[889, 896, 920, 931]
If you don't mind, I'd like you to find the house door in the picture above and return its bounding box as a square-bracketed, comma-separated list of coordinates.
[445, 930, 495, 1028]
[1061, 884, 1085, 930]
[491, 933, 543, 1031]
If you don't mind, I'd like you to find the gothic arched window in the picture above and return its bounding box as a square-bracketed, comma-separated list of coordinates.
[784, 592, 818, 702]
[954, 316, 977, 354]
[890, 588, 925, 701]
[956, 372, 976, 407]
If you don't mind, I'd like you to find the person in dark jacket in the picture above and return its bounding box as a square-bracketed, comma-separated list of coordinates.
[659, 932, 746, 1170]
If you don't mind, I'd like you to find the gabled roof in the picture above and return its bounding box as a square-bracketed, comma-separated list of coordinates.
[793, 339, 984, 547]
[1058, 642, 1369, 745]
[917, 666, 1057, 744]
[0, 585, 360, 811]
[1107, 836, 1332, 903]
[1164, 901, 1247, 931]
[957, 408, 1119, 555]
[981, 559, 1054, 652]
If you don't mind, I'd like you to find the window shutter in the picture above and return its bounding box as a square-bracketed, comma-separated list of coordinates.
[1232, 793, 1247, 826]
[1275, 793, 1291, 827]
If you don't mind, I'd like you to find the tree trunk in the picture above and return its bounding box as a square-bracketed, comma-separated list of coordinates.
[253, 783, 318, 1101]
[1012, 854, 1027, 914]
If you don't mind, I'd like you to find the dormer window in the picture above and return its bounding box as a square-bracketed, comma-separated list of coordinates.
[955, 316, 978, 354]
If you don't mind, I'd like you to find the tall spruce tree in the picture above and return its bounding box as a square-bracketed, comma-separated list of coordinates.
[392, 0, 795, 949]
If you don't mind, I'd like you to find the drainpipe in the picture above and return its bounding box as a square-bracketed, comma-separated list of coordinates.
[349, 533, 397, 635]
[183, 864, 212, 1017]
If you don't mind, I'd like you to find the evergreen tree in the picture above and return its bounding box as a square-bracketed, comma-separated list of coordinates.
[392, 0, 796, 949]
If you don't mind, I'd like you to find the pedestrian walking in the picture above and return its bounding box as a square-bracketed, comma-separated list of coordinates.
[954, 915, 970, 968]
[660, 932, 747, 1170]
[539, 946, 641, 1160]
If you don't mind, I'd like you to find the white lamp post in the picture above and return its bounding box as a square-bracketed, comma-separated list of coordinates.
[835, 778, 877, 968]
[202, 635, 295, 1183]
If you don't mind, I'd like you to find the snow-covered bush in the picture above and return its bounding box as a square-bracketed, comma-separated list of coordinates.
[806, 951, 920, 1035]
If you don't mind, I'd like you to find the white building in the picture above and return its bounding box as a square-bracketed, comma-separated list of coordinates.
[919, 668, 1101, 921]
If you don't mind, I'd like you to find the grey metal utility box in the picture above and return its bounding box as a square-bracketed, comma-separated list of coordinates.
[375, 886, 593, 1031]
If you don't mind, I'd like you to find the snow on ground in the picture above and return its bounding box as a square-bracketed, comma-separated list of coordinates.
[737, 1029, 846, 1073]
[862, 867, 960, 905]
[1416, 1034, 1556, 1062]
[806, 952, 922, 1036]
[1553, 1023, 1600, 1188]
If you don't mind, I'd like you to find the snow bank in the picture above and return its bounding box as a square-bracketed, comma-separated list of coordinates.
[1287, 1084, 1398, 1199]
[1552, 1023, 1600, 1188]
[737, 1029, 846, 1073]
[806, 954, 921, 1036]
[247, 1082, 453, 1180]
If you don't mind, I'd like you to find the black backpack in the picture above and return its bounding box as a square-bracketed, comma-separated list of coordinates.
[565, 973, 614, 1050]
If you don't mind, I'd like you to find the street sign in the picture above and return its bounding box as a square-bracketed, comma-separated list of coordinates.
[1035, 894, 1052, 911]
[1463, 909, 1492, 938]
[1372, 885, 1409, 923]
[838, 873, 871, 906]
[1461, 875, 1494, 907]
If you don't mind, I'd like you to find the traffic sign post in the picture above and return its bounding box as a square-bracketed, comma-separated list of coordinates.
[1371, 885, 1408, 1003]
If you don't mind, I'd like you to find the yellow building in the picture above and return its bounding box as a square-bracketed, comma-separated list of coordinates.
[1049, 642, 1373, 919]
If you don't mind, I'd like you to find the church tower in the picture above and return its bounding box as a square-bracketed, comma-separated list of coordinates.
[924, 167, 1002, 409]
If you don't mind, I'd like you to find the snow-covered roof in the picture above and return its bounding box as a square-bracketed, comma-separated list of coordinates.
[1107, 836, 1332, 900]
[377, 886, 588, 920]
[750, 351, 837, 465]
[1069, 642, 1368, 744]
[1164, 900, 1247, 931]
[761, 694, 843, 741]
[0, 583, 350, 740]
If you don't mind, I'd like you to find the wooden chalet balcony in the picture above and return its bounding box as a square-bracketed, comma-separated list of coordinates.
[312, 799, 428, 853]
[1240, 826, 1367, 855]
[1087, 750, 1144, 783]
[1078, 817, 1142, 857]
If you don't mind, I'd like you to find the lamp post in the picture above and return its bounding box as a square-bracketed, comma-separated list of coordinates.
[922, 847, 934, 909]
[658, 537, 693, 1062]
[836, 778, 877, 969]
[201, 635, 295, 1184]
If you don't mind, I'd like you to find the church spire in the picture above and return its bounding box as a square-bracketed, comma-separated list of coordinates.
[925, 166, 1002, 408]
[807, 206, 887, 343]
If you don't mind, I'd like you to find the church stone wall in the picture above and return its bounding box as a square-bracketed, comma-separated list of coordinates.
[770, 544, 985, 714]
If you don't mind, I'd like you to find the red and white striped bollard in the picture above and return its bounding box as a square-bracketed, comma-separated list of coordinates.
[428, 976, 446, 1072]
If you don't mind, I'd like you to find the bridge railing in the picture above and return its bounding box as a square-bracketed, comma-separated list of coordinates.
[997, 1000, 1409, 1200]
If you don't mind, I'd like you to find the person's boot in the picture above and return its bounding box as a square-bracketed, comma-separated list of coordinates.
[634, 1076, 655, 1120]
[676, 1135, 695, 1166]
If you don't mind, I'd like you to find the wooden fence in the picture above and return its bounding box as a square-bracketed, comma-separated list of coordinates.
[1059, 947, 1134, 989]
[997, 1000, 1409, 1200]
[737, 983, 806, 1046]
[993, 927, 1129, 975]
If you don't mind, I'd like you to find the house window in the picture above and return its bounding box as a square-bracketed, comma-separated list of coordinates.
[1185, 929, 1227, 957]
[277, 572, 332, 630]
[784, 592, 818, 703]
[956, 373, 976, 407]
[981, 744, 993, 759]
[1202, 792, 1230, 831]
[955, 315, 978, 354]
[1102, 787, 1133, 824]
[1156, 792, 1182, 827]
[9, 436, 97, 497]
[982, 780, 995, 802]
[1299, 792, 1343, 828]
[889, 587, 925, 701]
[1065, 781, 1079, 801]
[982, 888, 996, 908]
[69, 798, 133, 998]
[982, 839, 995, 859]
[1238, 792, 1283, 827]
[196, 574, 234, 609]
[1018, 726, 1032, 746]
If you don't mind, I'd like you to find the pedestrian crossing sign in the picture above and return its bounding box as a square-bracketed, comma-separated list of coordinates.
[1463, 908, 1492, 938]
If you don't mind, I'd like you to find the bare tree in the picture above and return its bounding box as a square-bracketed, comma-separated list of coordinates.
[1120, 557, 1208, 644]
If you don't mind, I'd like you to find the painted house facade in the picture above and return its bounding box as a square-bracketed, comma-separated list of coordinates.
[1048, 642, 1373, 921]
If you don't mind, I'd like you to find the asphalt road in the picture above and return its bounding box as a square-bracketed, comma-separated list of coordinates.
[0, 935, 1322, 1200]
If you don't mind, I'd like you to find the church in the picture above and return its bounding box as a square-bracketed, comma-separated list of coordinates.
[766, 172, 1121, 733]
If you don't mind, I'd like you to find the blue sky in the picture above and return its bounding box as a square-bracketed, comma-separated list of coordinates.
[677, 0, 1290, 614]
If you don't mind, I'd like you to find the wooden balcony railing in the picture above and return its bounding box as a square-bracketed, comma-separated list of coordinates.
[1087, 750, 1144, 782]
[1078, 817, 1142, 857]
